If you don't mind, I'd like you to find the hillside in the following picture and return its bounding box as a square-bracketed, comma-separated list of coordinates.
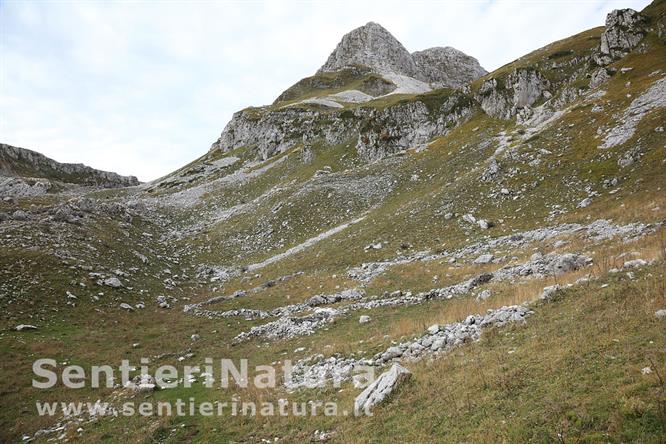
[1, 1, 666, 443]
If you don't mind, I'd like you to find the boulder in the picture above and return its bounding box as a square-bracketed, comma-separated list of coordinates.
[578, 197, 592, 208]
[103, 277, 123, 288]
[156, 295, 171, 308]
[383, 346, 403, 360]
[477, 219, 493, 230]
[462, 213, 476, 224]
[551, 253, 590, 275]
[11, 210, 29, 221]
[15, 324, 38, 331]
[476, 289, 492, 301]
[359, 315, 371, 324]
[539, 285, 561, 300]
[354, 363, 411, 416]
[474, 253, 494, 264]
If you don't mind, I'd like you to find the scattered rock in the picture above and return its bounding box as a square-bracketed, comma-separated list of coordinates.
[601, 77, 666, 149]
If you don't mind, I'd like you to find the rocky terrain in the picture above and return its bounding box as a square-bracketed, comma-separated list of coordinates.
[1, 2, 666, 443]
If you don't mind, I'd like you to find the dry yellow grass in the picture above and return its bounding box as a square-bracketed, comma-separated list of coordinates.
[386, 228, 666, 339]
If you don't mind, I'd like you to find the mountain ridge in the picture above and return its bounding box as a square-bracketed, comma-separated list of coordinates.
[0, 143, 140, 196]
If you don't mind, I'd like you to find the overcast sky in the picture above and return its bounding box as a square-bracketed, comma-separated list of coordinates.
[0, 0, 652, 181]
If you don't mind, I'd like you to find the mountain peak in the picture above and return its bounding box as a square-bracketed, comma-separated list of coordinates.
[315, 22, 487, 91]
[318, 22, 421, 78]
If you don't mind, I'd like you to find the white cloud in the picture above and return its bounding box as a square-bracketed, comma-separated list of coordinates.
[0, 0, 652, 181]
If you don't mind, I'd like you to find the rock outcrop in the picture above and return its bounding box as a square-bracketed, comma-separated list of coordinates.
[594, 9, 648, 65]
[211, 90, 475, 161]
[477, 68, 551, 119]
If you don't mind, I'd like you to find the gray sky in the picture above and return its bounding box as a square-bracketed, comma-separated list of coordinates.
[0, 0, 652, 181]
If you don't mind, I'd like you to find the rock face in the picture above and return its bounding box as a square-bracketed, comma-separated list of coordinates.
[0, 143, 139, 188]
[354, 363, 411, 415]
[212, 91, 475, 161]
[595, 9, 648, 65]
[477, 68, 550, 119]
[319, 22, 422, 79]
[412, 46, 487, 88]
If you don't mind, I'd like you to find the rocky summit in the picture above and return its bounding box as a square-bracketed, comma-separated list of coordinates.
[319, 22, 423, 79]
[316, 21, 487, 90]
[2, 1, 666, 443]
